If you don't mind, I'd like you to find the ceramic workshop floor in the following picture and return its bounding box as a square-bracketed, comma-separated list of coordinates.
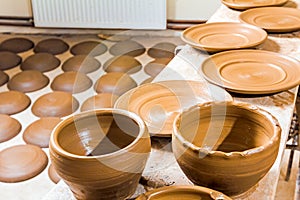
[0, 26, 184, 200]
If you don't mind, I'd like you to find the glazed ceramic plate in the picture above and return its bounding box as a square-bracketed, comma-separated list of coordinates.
[200, 49, 300, 94]
[181, 22, 267, 52]
[222, 0, 288, 10]
[136, 185, 232, 200]
[115, 80, 232, 137]
[239, 7, 300, 32]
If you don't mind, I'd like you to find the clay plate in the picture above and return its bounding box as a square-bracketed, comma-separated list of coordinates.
[181, 22, 267, 52]
[115, 80, 232, 137]
[239, 7, 300, 32]
[200, 49, 300, 94]
[222, 0, 288, 10]
[136, 185, 232, 200]
[0, 144, 48, 183]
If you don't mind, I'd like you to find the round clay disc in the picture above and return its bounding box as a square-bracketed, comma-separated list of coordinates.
[0, 91, 31, 115]
[0, 70, 9, 86]
[0, 37, 34, 53]
[70, 41, 108, 57]
[0, 144, 48, 183]
[0, 51, 22, 70]
[109, 40, 146, 57]
[23, 117, 61, 148]
[103, 55, 142, 74]
[51, 71, 92, 94]
[32, 91, 79, 117]
[147, 42, 176, 59]
[80, 93, 119, 112]
[98, 33, 132, 42]
[0, 114, 21, 143]
[48, 164, 61, 184]
[7, 70, 49, 93]
[144, 57, 173, 77]
[34, 38, 69, 55]
[140, 77, 154, 85]
[21, 53, 61, 72]
[94, 72, 137, 96]
[62, 55, 101, 74]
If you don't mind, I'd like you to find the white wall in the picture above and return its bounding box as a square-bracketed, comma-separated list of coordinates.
[167, 0, 221, 21]
[0, 0, 221, 24]
[0, 0, 32, 18]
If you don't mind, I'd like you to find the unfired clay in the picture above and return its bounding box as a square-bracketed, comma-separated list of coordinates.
[50, 71, 92, 94]
[172, 101, 281, 196]
[94, 72, 137, 96]
[49, 109, 151, 200]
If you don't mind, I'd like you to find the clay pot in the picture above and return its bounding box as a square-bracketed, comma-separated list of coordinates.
[136, 185, 232, 200]
[172, 101, 281, 196]
[49, 109, 151, 200]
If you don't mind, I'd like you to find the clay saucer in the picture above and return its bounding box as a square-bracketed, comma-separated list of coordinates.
[140, 77, 154, 85]
[0, 144, 48, 183]
[70, 41, 108, 57]
[144, 57, 173, 77]
[181, 22, 267, 52]
[147, 42, 176, 59]
[34, 38, 69, 55]
[62, 55, 101, 74]
[32, 91, 79, 117]
[23, 117, 61, 148]
[0, 91, 31, 115]
[109, 40, 146, 57]
[0, 114, 21, 143]
[115, 80, 232, 137]
[80, 93, 119, 112]
[0, 70, 9, 86]
[239, 7, 300, 33]
[136, 185, 232, 200]
[48, 164, 61, 184]
[0, 37, 34, 53]
[51, 71, 92, 94]
[103, 55, 142, 74]
[21, 52, 61, 72]
[0, 51, 22, 70]
[94, 72, 137, 96]
[222, 0, 288, 10]
[7, 70, 49, 93]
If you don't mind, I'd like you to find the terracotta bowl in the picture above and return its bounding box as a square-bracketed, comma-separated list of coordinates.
[136, 185, 232, 200]
[172, 101, 281, 196]
[49, 109, 151, 200]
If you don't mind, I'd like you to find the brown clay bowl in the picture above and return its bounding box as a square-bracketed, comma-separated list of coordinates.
[49, 109, 151, 200]
[136, 185, 232, 200]
[172, 101, 281, 196]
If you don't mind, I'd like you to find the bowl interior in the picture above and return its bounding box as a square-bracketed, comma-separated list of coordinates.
[177, 103, 276, 152]
[56, 112, 140, 156]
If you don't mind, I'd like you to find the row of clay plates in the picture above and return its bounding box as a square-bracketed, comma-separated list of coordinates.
[181, 1, 300, 96]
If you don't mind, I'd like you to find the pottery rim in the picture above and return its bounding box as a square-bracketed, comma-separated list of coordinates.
[173, 101, 281, 158]
[136, 185, 233, 200]
[50, 108, 148, 160]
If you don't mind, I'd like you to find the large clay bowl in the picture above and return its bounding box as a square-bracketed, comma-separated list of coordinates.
[172, 101, 281, 196]
[136, 185, 232, 200]
[49, 109, 151, 200]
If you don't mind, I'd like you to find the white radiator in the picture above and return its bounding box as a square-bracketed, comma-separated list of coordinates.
[31, 0, 166, 29]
